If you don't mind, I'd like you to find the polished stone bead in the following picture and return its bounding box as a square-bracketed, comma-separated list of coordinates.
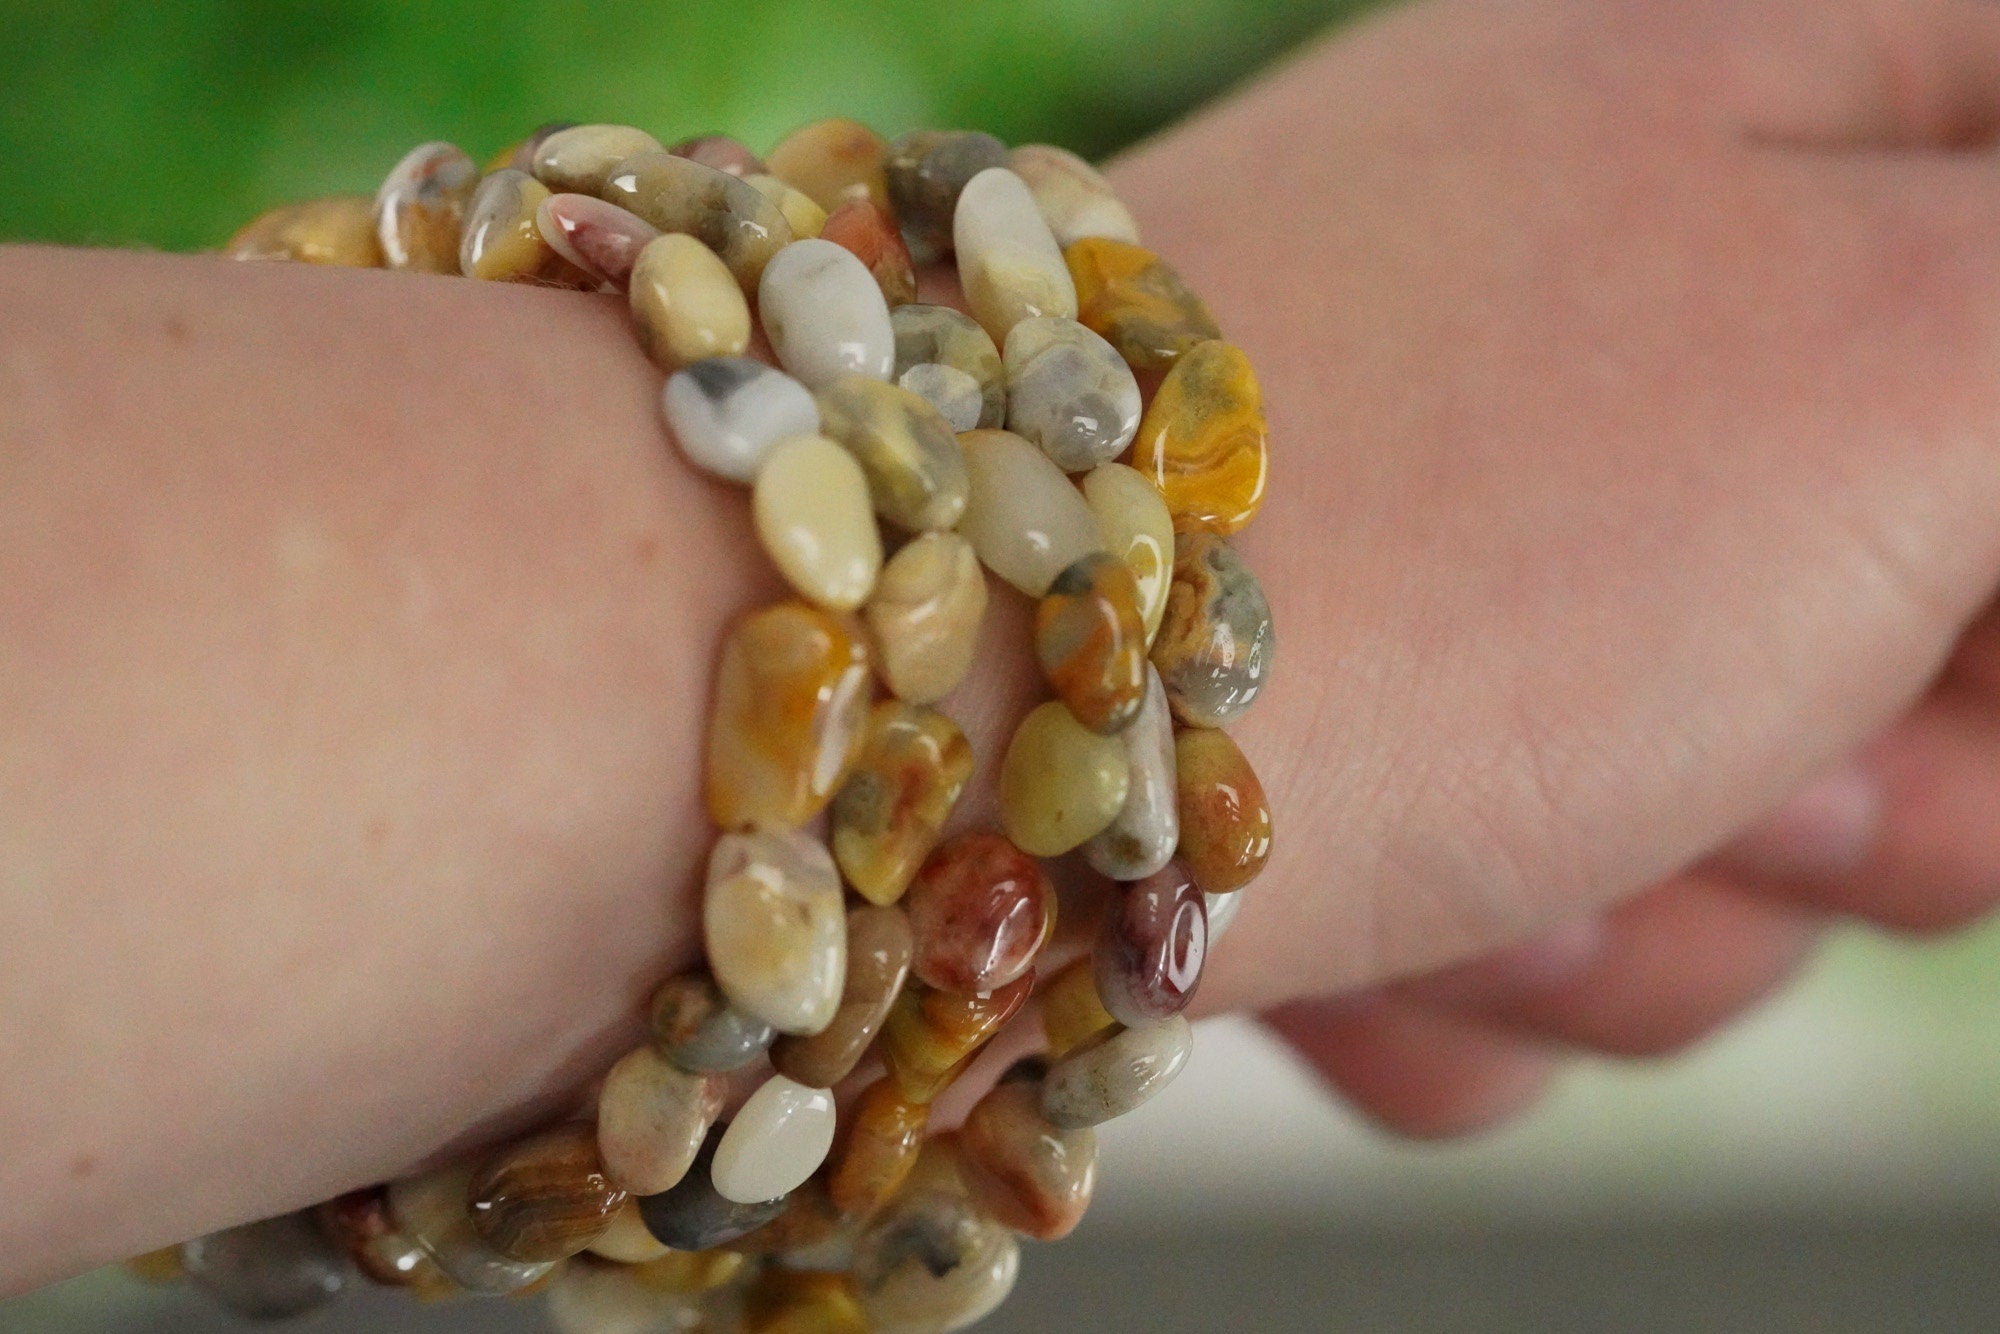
[746, 1269, 869, 1334]
[315, 1188, 453, 1296]
[1204, 887, 1245, 943]
[852, 1182, 1019, 1334]
[884, 129, 1008, 263]
[1065, 236, 1223, 373]
[959, 1078, 1098, 1241]
[1134, 339, 1269, 535]
[671, 133, 769, 177]
[532, 123, 665, 194]
[374, 141, 478, 273]
[1040, 956, 1116, 1058]
[629, 1246, 749, 1295]
[713, 1075, 838, 1204]
[754, 434, 884, 612]
[545, 1259, 708, 1334]
[721, 1178, 851, 1263]
[957, 429, 1105, 597]
[705, 827, 848, 1035]
[826, 1077, 930, 1218]
[460, 168, 587, 285]
[772, 904, 914, 1085]
[1082, 462, 1175, 647]
[389, 1163, 557, 1294]
[469, 1122, 627, 1262]
[630, 233, 754, 370]
[898, 363, 984, 432]
[999, 701, 1129, 856]
[493, 121, 575, 174]
[649, 970, 776, 1073]
[830, 704, 973, 906]
[890, 304, 1004, 429]
[1008, 144, 1140, 248]
[1174, 728, 1273, 894]
[862, 532, 988, 705]
[181, 1212, 353, 1319]
[637, 1127, 790, 1251]
[1003, 316, 1141, 472]
[1037, 551, 1148, 735]
[705, 602, 872, 830]
[1151, 532, 1273, 728]
[814, 376, 969, 532]
[954, 167, 1078, 342]
[746, 173, 829, 239]
[603, 149, 794, 290]
[879, 971, 1034, 1103]
[1095, 861, 1207, 1027]
[1084, 666, 1179, 880]
[584, 1199, 672, 1263]
[1040, 1014, 1193, 1129]
[769, 118, 891, 212]
[760, 239, 896, 389]
[537, 192, 661, 288]
[903, 831, 1053, 994]
[821, 200, 917, 307]
[226, 195, 382, 267]
[662, 357, 820, 484]
[597, 1045, 726, 1196]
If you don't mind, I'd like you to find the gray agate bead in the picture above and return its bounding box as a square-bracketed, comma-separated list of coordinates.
[649, 970, 775, 1073]
[1004, 316, 1141, 472]
[890, 303, 1005, 429]
[636, 1126, 789, 1250]
[661, 357, 819, 484]
[182, 1211, 354, 1320]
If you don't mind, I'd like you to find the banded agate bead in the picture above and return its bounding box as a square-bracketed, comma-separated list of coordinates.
[1065, 236, 1222, 373]
[852, 1180, 1019, 1334]
[460, 169, 583, 284]
[884, 129, 1007, 263]
[815, 376, 969, 531]
[831, 704, 972, 906]
[671, 134, 767, 177]
[182, 1213, 354, 1320]
[1003, 316, 1141, 472]
[603, 150, 794, 290]
[226, 195, 381, 267]
[1134, 339, 1269, 535]
[999, 701, 1129, 857]
[1095, 860, 1207, 1026]
[1083, 664, 1179, 880]
[315, 1189, 452, 1296]
[704, 827, 848, 1035]
[1008, 144, 1140, 248]
[879, 971, 1034, 1102]
[705, 602, 872, 830]
[663, 357, 819, 484]
[759, 239, 896, 389]
[954, 167, 1078, 342]
[1040, 957, 1115, 1058]
[747, 174, 829, 239]
[772, 904, 913, 1087]
[388, 1163, 556, 1293]
[768, 118, 891, 212]
[537, 193, 661, 288]
[746, 1269, 869, 1334]
[649, 971, 775, 1073]
[904, 831, 1053, 994]
[586, 1200, 672, 1264]
[597, 1046, 725, 1195]
[531, 123, 665, 195]
[754, 434, 883, 611]
[827, 1078, 930, 1218]
[714, 1076, 838, 1205]
[1037, 551, 1148, 735]
[863, 532, 988, 705]
[957, 429, 1105, 597]
[630, 233, 753, 370]
[469, 1122, 627, 1262]
[891, 304, 1005, 430]
[959, 1072, 1099, 1241]
[822, 200, 917, 308]
[638, 1127, 792, 1251]
[1174, 728, 1273, 894]
[374, 141, 477, 273]
[1151, 532, 1273, 728]
[1082, 462, 1175, 646]
[1040, 1015, 1194, 1130]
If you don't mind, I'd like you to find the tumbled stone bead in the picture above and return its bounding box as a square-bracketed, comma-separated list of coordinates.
[630, 1247, 749, 1295]
[957, 429, 1106, 597]
[603, 150, 794, 290]
[890, 303, 1005, 429]
[1082, 462, 1175, 647]
[469, 1122, 627, 1263]
[747, 1269, 869, 1334]
[1151, 532, 1273, 728]
[546, 1260, 707, 1334]
[493, 121, 575, 174]
[1066, 236, 1223, 373]
[827, 1078, 930, 1218]
[746, 173, 829, 239]
[460, 168, 578, 284]
[760, 239, 896, 389]
[999, 700, 1129, 856]
[532, 123, 666, 195]
[1040, 956, 1116, 1058]
[862, 532, 987, 706]
[1037, 551, 1148, 735]
[705, 602, 872, 830]
[1204, 887, 1245, 943]
[1003, 316, 1141, 472]
[585, 1199, 672, 1263]
[226, 195, 382, 267]
[638, 1126, 790, 1251]
[954, 167, 1078, 342]
[814, 376, 969, 531]
[903, 831, 1053, 994]
[537, 193, 661, 288]
[772, 903, 913, 1085]
[852, 1182, 1020, 1334]
[879, 971, 1034, 1103]
[1174, 728, 1273, 894]
[650, 970, 776, 1073]
[597, 1045, 726, 1196]
[705, 826, 848, 1035]
[754, 434, 883, 611]
[1008, 144, 1140, 248]
[830, 704, 972, 906]
[315, 1188, 453, 1296]
[1095, 860, 1208, 1027]
[389, 1163, 557, 1294]
[663, 357, 819, 484]
[630, 233, 754, 370]
[1083, 664, 1178, 880]
[898, 363, 983, 432]
[722, 1178, 851, 1263]
[885, 129, 1008, 264]
[374, 140, 478, 273]
[671, 133, 768, 177]
[1134, 338, 1269, 535]
[1041, 1014, 1194, 1129]
[181, 1212, 353, 1319]
[959, 1077, 1098, 1241]
[713, 1075, 838, 1204]
[768, 118, 890, 211]
[821, 200, 917, 307]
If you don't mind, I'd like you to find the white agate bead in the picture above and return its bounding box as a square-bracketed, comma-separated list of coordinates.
[712, 1075, 838, 1204]
[704, 828, 847, 1036]
[953, 167, 1077, 342]
[1204, 888, 1245, 944]
[1083, 665, 1179, 880]
[759, 238, 896, 389]
[753, 434, 883, 611]
[956, 429, 1104, 596]
[662, 357, 819, 483]
[1040, 1015, 1193, 1129]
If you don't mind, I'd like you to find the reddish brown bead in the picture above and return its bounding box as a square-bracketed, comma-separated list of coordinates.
[1036, 551, 1148, 735]
[959, 1078, 1098, 1241]
[1093, 860, 1208, 1026]
[903, 832, 1053, 995]
[821, 199, 917, 307]
[879, 971, 1035, 1102]
[1174, 728, 1273, 893]
[828, 1078, 931, 1218]
[468, 1122, 628, 1263]
[315, 1189, 454, 1297]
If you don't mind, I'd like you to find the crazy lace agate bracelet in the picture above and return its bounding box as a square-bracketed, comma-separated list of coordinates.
[151, 118, 1275, 1333]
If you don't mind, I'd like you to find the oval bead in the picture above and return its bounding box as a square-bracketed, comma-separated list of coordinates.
[585, 1199, 672, 1264]
[1151, 532, 1274, 728]
[821, 199, 917, 307]
[957, 429, 1105, 596]
[226, 195, 381, 267]
[759, 239, 896, 389]
[388, 1163, 556, 1294]
[852, 1186, 1019, 1334]
[746, 173, 829, 239]
[954, 167, 1077, 342]
[1003, 316, 1142, 472]
[537, 192, 661, 288]
[830, 703, 973, 907]
[754, 434, 883, 611]
[469, 1122, 627, 1263]
[460, 168, 582, 284]
[879, 972, 1034, 1103]
[603, 150, 794, 289]
[315, 1189, 451, 1296]
[890, 303, 1005, 430]
[671, 133, 768, 177]
[531, 123, 665, 195]
[705, 602, 872, 830]
[1037, 551, 1148, 735]
[637, 1127, 791, 1251]
[663, 357, 820, 484]
[1094, 860, 1208, 1027]
[862, 532, 988, 705]
[182, 1213, 353, 1320]
[814, 376, 969, 531]
[1040, 956, 1116, 1059]
[1174, 728, 1274, 894]
[1082, 462, 1175, 647]
[903, 831, 1052, 995]
[630, 232, 753, 370]
[959, 1078, 1098, 1241]
[1134, 339, 1269, 535]
[884, 129, 1008, 263]
[769, 118, 891, 211]
[1065, 235, 1224, 373]
[704, 827, 848, 1035]
[827, 1078, 930, 1218]
[373, 140, 477, 273]
[1008, 144, 1140, 248]
[772, 904, 914, 1086]
[898, 363, 984, 433]
[597, 1045, 725, 1196]
[1040, 1014, 1194, 1130]
[1083, 664, 1179, 880]
[649, 970, 776, 1073]
[999, 701, 1129, 857]
[713, 1076, 838, 1204]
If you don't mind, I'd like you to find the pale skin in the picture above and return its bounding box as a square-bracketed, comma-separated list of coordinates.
[3, 0, 2000, 1297]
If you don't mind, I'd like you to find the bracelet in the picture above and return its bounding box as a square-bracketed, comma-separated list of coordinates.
[152, 117, 1275, 1333]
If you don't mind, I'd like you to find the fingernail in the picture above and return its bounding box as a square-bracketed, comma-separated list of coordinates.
[1718, 759, 1883, 882]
